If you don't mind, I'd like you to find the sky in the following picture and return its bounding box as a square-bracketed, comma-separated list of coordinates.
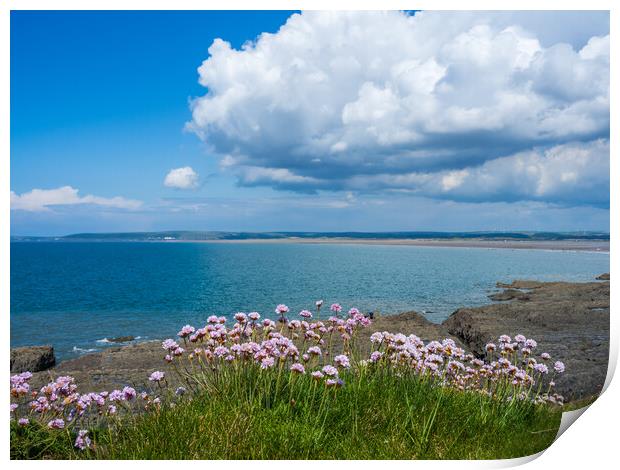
[10, 10, 610, 236]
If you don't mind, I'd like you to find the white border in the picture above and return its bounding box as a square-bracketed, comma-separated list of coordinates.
[2, 1, 617, 468]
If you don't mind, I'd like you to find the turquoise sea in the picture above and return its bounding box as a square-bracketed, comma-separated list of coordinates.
[10, 242, 609, 360]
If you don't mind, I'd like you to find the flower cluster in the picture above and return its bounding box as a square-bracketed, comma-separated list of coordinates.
[365, 332, 565, 404]
[10, 301, 568, 454]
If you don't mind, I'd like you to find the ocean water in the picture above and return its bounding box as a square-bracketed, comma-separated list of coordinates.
[11, 242, 609, 361]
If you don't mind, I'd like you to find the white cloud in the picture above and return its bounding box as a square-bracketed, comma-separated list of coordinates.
[164, 167, 200, 189]
[10, 186, 143, 212]
[187, 11, 609, 205]
[347, 140, 609, 206]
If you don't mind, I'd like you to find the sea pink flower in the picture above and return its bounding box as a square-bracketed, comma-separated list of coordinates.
[334, 354, 351, 369]
[149, 371, 165, 382]
[260, 357, 275, 369]
[162, 339, 179, 351]
[248, 312, 261, 321]
[234, 312, 247, 323]
[554, 361, 565, 373]
[18, 418, 29, 426]
[498, 335, 511, 344]
[525, 339, 538, 349]
[370, 351, 383, 362]
[299, 310, 312, 319]
[322, 365, 338, 377]
[541, 352, 551, 361]
[307, 346, 322, 356]
[207, 315, 219, 324]
[311, 371, 324, 380]
[330, 303, 342, 314]
[48, 418, 65, 429]
[275, 304, 289, 315]
[74, 430, 91, 450]
[122, 386, 137, 400]
[514, 334, 526, 344]
[370, 332, 384, 344]
[10, 403, 18, 413]
[290, 363, 306, 374]
[177, 325, 195, 338]
[348, 308, 360, 316]
[485, 343, 497, 352]
[534, 363, 549, 374]
[109, 389, 123, 402]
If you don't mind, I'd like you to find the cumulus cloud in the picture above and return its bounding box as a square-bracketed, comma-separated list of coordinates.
[187, 10, 609, 206]
[164, 167, 200, 189]
[10, 186, 142, 212]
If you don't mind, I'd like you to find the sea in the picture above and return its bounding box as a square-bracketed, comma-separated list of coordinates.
[10, 241, 609, 361]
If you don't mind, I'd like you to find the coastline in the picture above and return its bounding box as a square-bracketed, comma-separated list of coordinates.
[133, 238, 609, 252]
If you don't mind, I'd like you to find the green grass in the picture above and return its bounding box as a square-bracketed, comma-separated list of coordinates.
[11, 367, 561, 460]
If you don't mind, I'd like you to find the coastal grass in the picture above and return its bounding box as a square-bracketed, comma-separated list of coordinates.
[11, 370, 561, 460]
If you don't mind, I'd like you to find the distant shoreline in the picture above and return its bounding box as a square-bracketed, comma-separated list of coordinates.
[168, 237, 609, 252]
[21, 237, 604, 252]
[11, 237, 610, 252]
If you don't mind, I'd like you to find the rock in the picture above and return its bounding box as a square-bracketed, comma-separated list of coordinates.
[444, 280, 609, 401]
[596, 273, 610, 280]
[108, 336, 135, 343]
[11, 346, 56, 373]
[488, 289, 530, 301]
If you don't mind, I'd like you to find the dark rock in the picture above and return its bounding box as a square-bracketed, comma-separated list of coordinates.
[444, 280, 609, 401]
[11, 346, 56, 373]
[596, 273, 610, 280]
[108, 336, 135, 343]
[488, 289, 530, 301]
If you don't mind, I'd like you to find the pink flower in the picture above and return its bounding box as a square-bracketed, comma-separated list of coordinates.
[370, 351, 383, 362]
[307, 346, 322, 356]
[348, 308, 360, 317]
[149, 371, 165, 382]
[311, 371, 324, 380]
[554, 361, 565, 373]
[541, 352, 551, 361]
[275, 304, 289, 315]
[18, 418, 29, 426]
[248, 312, 261, 321]
[122, 386, 137, 400]
[162, 339, 179, 351]
[234, 312, 247, 323]
[334, 354, 350, 369]
[74, 430, 91, 450]
[322, 365, 338, 377]
[299, 310, 312, 319]
[330, 303, 342, 313]
[177, 325, 195, 338]
[48, 418, 65, 429]
[290, 363, 306, 374]
[260, 357, 275, 369]
[534, 363, 549, 374]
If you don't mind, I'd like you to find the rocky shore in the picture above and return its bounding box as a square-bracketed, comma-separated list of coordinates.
[18, 275, 609, 402]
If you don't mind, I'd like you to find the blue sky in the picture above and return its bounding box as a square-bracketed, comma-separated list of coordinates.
[11, 11, 609, 235]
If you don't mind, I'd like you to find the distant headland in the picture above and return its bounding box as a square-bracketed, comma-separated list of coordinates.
[11, 231, 610, 252]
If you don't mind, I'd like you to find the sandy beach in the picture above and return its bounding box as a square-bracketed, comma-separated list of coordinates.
[168, 237, 610, 252]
